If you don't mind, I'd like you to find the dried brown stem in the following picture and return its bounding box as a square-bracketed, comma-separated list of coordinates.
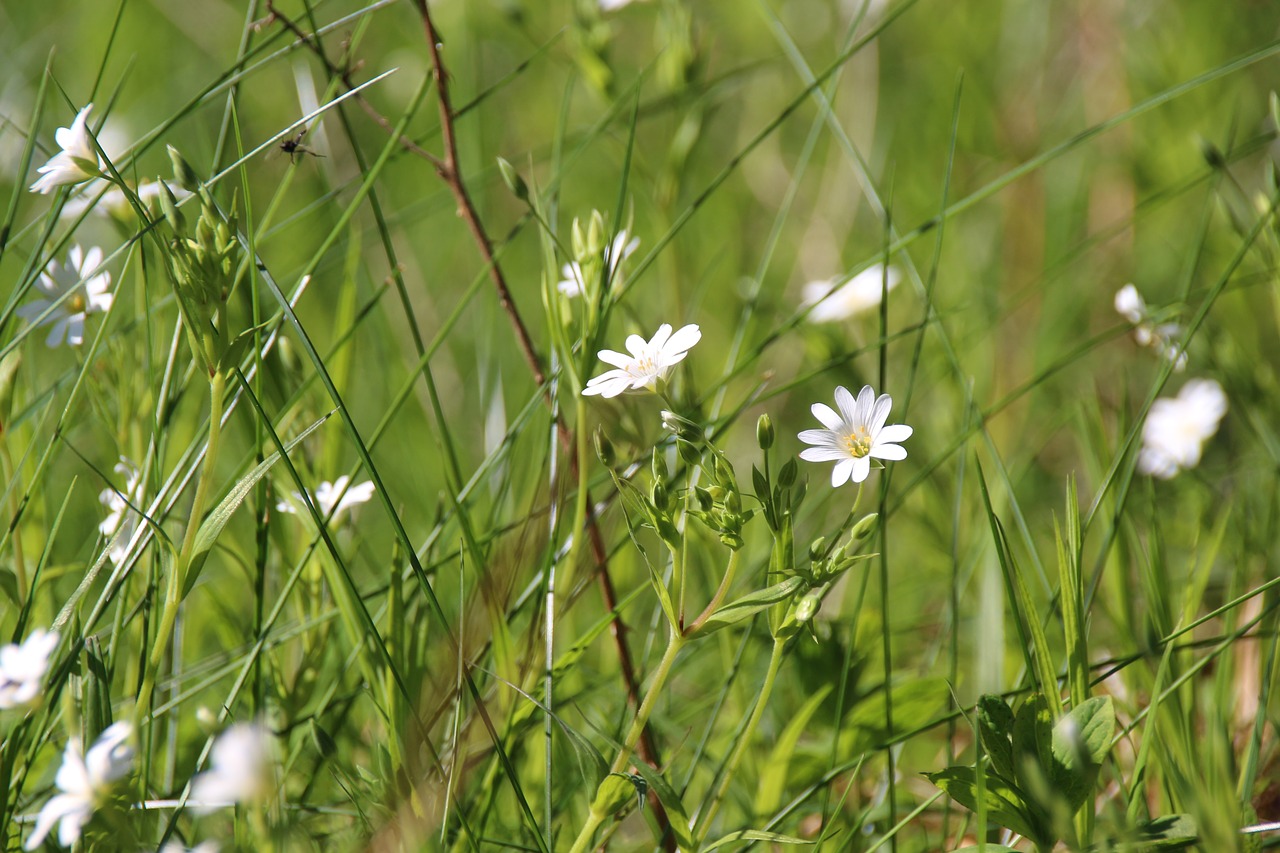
[411, 2, 675, 848]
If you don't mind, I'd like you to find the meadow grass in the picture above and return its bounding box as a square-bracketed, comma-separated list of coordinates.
[1, 0, 1279, 850]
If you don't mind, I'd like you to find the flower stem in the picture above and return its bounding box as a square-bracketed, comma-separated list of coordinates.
[136, 369, 226, 718]
[694, 635, 787, 841]
[687, 549, 742, 636]
[568, 629, 685, 853]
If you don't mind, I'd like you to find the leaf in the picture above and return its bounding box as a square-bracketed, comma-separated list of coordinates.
[951, 847, 1022, 852]
[925, 767, 1051, 848]
[754, 685, 832, 815]
[183, 413, 330, 596]
[216, 320, 271, 377]
[1049, 695, 1114, 812]
[628, 762, 696, 851]
[690, 576, 807, 638]
[978, 694, 1017, 782]
[838, 678, 947, 758]
[1012, 692, 1054, 799]
[751, 464, 768, 500]
[1092, 815, 1198, 852]
[702, 829, 815, 851]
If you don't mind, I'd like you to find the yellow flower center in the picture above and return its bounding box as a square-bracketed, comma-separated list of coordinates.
[844, 428, 872, 458]
[68, 294, 87, 314]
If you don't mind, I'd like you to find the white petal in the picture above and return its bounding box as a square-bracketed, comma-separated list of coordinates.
[810, 403, 844, 431]
[25, 794, 88, 850]
[800, 447, 849, 463]
[833, 386, 859, 425]
[647, 323, 673, 351]
[853, 385, 876, 423]
[850, 456, 872, 483]
[662, 324, 701, 356]
[797, 428, 841, 447]
[877, 424, 913, 444]
[595, 349, 633, 369]
[870, 443, 907, 461]
[869, 394, 893, 433]
[623, 334, 648, 357]
[831, 458, 856, 487]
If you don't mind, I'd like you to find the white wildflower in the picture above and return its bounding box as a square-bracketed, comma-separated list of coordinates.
[25, 722, 135, 850]
[16, 245, 113, 348]
[802, 264, 902, 323]
[98, 458, 142, 566]
[582, 323, 701, 398]
[276, 475, 375, 520]
[557, 230, 640, 298]
[1114, 284, 1187, 371]
[0, 629, 58, 710]
[30, 104, 102, 194]
[189, 723, 275, 813]
[1137, 379, 1227, 479]
[62, 178, 192, 221]
[798, 385, 913, 486]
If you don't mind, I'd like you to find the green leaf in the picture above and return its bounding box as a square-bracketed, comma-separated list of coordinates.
[216, 321, 271, 378]
[978, 693, 1017, 782]
[702, 829, 815, 851]
[925, 767, 1051, 848]
[1049, 695, 1115, 812]
[628, 762, 696, 851]
[1093, 815, 1198, 851]
[837, 678, 947, 758]
[183, 412, 331, 596]
[691, 575, 807, 637]
[952, 847, 1021, 852]
[1012, 693, 1054, 798]
[754, 685, 832, 815]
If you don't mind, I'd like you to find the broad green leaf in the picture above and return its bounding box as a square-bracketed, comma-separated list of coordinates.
[628, 761, 696, 851]
[838, 678, 947, 758]
[925, 767, 1051, 848]
[1093, 815, 1198, 851]
[754, 685, 832, 815]
[691, 575, 807, 638]
[1049, 696, 1114, 812]
[1012, 693, 1053, 798]
[978, 693, 1017, 782]
[702, 829, 816, 851]
[183, 412, 331, 596]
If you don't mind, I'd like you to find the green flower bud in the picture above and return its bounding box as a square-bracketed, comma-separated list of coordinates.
[719, 531, 744, 551]
[652, 448, 668, 484]
[167, 144, 199, 192]
[496, 157, 528, 202]
[594, 427, 616, 468]
[851, 512, 879, 541]
[808, 536, 826, 562]
[651, 481, 669, 513]
[571, 217, 586, 261]
[678, 440, 702, 466]
[794, 589, 822, 623]
[724, 488, 741, 515]
[777, 458, 798, 488]
[587, 209, 606, 257]
[756, 413, 775, 450]
[591, 773, 644, 819]
[695, 486, 714, 512]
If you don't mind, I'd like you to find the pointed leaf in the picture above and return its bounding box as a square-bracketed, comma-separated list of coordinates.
[702, 829, 816, 851]
[925, 767, 1052, 848]
[1013, 693, 1054, 797]
[628, 762, 696, 850]
[183, 413, 331, 596]
[691, 576, 807, 638]
[978, 694, 1017, 782]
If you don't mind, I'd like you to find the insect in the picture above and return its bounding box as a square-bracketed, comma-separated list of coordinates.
[277, 127, 323, 163]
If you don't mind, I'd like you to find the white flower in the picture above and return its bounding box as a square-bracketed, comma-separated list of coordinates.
[276, 475, 375, 519]
[25, 722, 135, 850]
[801, 264, 902, 323]
[1137, 379, 1227, 479]
[62, 178, 192, 221]
[557, 231, 640, 298]
[1114, 284, 1187, 371]
[0, 629, 58, 710]
[30, 104, 102, 194]
[189, 723, 274, 813]
[798, 385, 913, 486]
[582, 323, 701, 398]
[16, 246, 113, 348]
[98, 458, 142, 566]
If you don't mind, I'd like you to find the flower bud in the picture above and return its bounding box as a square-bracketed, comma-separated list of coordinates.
[719, 531, 743, 550]
[777, 458, 798, 488]
[591, 773, 643, 818]
[808, 536, 826, 562]
[794, 589, 822, 623]
[587, 210, 606, 257]
[167, 144, 200, 192]
[571, 217, 586, 261]
[851, 512, 879, 541]
[496, 157, 528, 201]
[594, 427, 616, 468]
[650, 481, 669, 513]
[756, 413, 775, 450]
[651, 448, 668, 484]
[695, 486, 713, 512]
[678, 440, 702, 466]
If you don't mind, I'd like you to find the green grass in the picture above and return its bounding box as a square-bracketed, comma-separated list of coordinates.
[1, 0, 1279, 850]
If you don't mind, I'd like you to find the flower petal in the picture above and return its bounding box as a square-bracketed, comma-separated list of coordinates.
[877, 424, 913, 444]
[833, 386, 859, 425]
[810, 403, 844, 431]
[662, 324, 701, 356]
[850, 456, 872, 483]
[800, 447, 849, 463]
[831, 458, 855, 487]
[870, 443, 907, 461]
[797, 428, 841, 448]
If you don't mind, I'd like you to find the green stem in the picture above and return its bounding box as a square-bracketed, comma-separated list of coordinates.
[568, 630, 685, 853]
[694, 635, 786, 842]
[136, 369, 227, 718]
[687, 549, 742, 636]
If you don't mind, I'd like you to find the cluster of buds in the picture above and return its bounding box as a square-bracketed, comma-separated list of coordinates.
[690, 453, 747, 551]
[806, 513, 878, 585]
[158, 147, 245, 376]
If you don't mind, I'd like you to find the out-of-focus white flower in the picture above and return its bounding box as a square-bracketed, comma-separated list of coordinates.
[557, 231, 641, 298]
[600, 0, 640, 9]
[0, 629, 58, 710]
[582, 323, 701, 398]
[1114, 284, 1187, 371]
[30, 104, 102, 194]
[1137, 379, 1227, 479]
[61, 178, 192, 221]
[801, 264, 901, 323]
[15, 246, 113, 348]
[798, 385, 913, 486]
[189, 723, 275, 813]
[276, 475, 374, 520]
[25, 722, 135, 850]
[99, 458, 142, 566]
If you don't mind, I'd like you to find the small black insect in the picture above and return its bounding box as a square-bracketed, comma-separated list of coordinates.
[277, 127, 323, 163]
